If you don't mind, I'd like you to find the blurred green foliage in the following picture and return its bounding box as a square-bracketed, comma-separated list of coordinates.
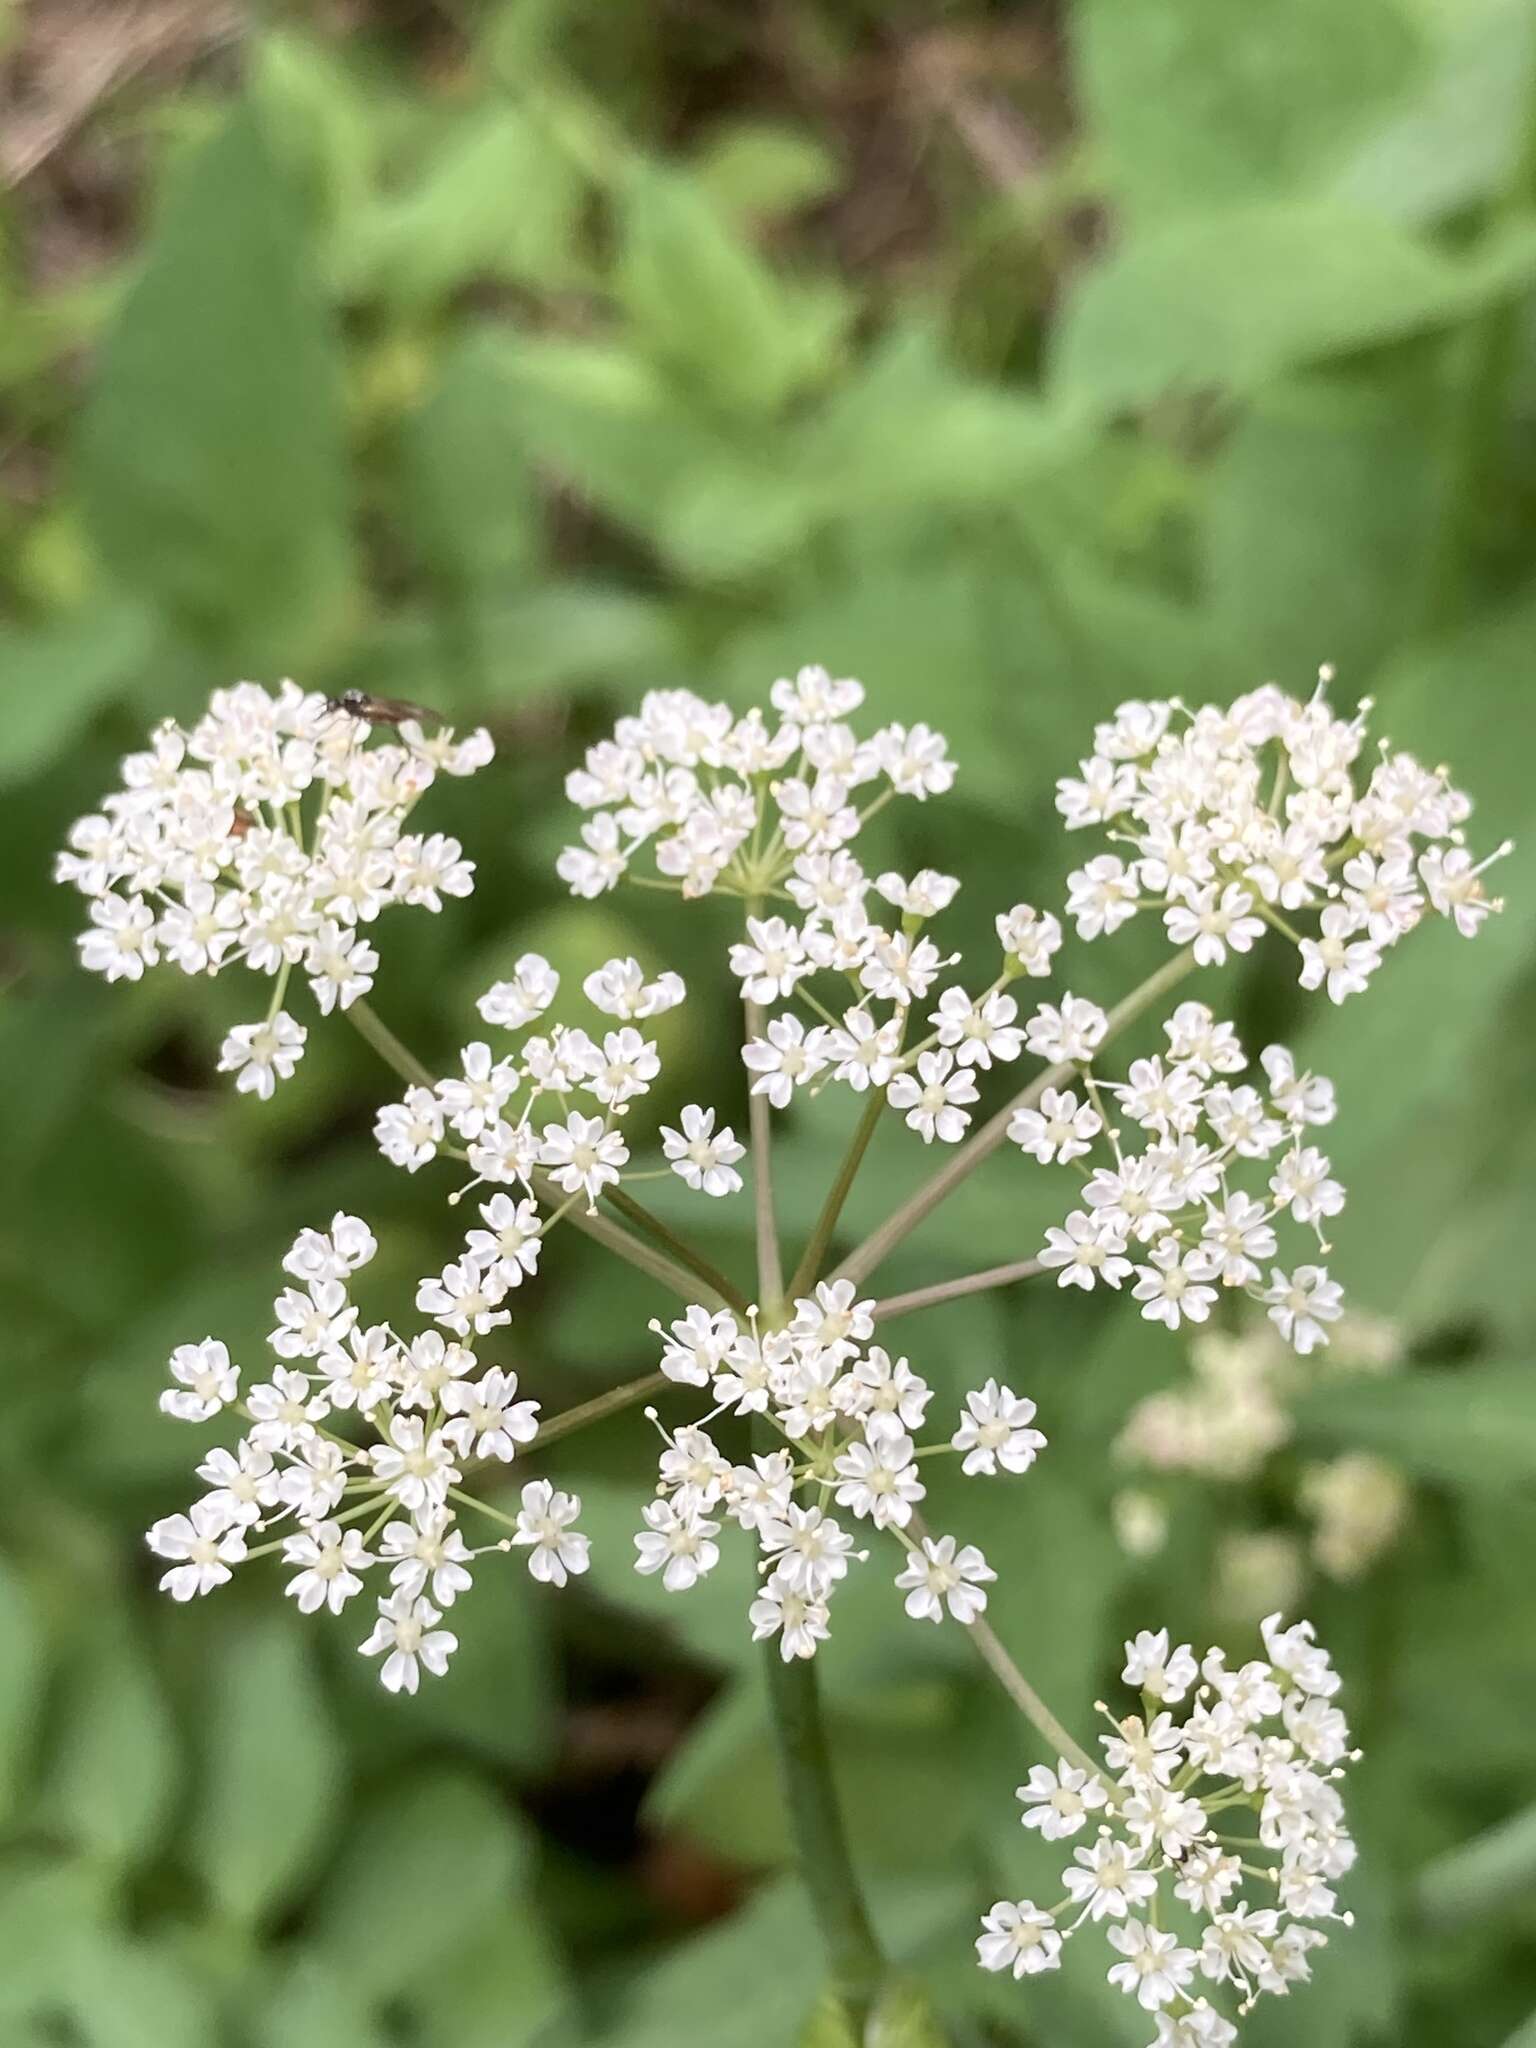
[2, 1, 1536, 2043]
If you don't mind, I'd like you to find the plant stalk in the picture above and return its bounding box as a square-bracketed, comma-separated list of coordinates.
[872, 1256, 1045, 1324]
[833, 948, 1197, 1289]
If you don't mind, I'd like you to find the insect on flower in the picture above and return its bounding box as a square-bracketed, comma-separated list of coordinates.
[326, 688, 446, 728]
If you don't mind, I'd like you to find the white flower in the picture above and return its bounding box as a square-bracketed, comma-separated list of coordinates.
[729, 916, 810, 1003]
[832, 1427, 923, 1529]
[1009, 1086, 1101, 1164]
[194, 1442, 278, 1529]
[1262, 1265, 1344, 1354]
[78, 892, 160, 981]
[886, 1048, 977, 1143]
[996, 903, 1063, 976]
[749, 1572, 830, 1661]
[1062, 1834, 1159, 1921]
[634, 1498, 721, 1591]
[244, 1368, 328, 1453]
[742, 1013, 829, 1107]
[160, 1337, 239, 1422]
[661, 1105, 746, 1196]
[464, 1193, 543, 1287]
[1260, 1612, 1341, 1698]
[440, 1367, 540, 1461]
[582, 956, 685, 1019]
[1269, 1147, 1345, 1227]
[1133, 1239, 1219, 1330]
[217, 1011, 307, 1098]
[305, 920, 377, 1014]
[760, 1504, 857, 1598]
[1067, 854, 1142, 939]
[375, 1086, 445, 1171]
[415, 1258, 511, 1338]
[380, 1511, 475, 1607]
[1017, 1759, 1109, 1840]
[875, 867, 959, 917]
[975, 1900, 1062, 1978]
[477, 953, 559, 1029]
[1122, 1628, 1199, 1704]
[1025, 995, 1109, 1064]
[1106, 1918, 1199, 2011]
[282, 1522, 375, 1614]
[1298, 905, 1380, 1003]
[512, 1480, 590, 1586]
[539, 1113, 628, 1206]
[436, 1041, 519, 1139]
[1420, 842, 1509, 937]
[1164, 882, 1265, 966]
[930, 986, 1022, 1068]
[369, 1415, 459, 1511]
[147, 1501, 247, 1600]
[895, 1534, 994, 1623]
[825, 1007, 903, 1091]
[952, 1380, 1047, 1476]
[1040, 1210, 1132, 1290]
[270, 1278, 357, 1360]
[359, 1591, 458, 1693]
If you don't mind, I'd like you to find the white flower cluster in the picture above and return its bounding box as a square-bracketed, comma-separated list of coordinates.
[372, 953, 746, 1270]
[1058, 680, 1509, 1001]
[644, 1283, 1044, 1657]
[145, 1212, 591, 1693]
[1114, 1317, 1409, 1584]
[56, 682, 492, 1097]
[978, 1615, 1357, 2047]
[1017, 1001, 1347, 1356]
[558, 667, 1062, 1142]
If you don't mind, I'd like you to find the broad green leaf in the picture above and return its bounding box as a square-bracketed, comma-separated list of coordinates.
[187, 1615, 343, 1927]
[1051, 207, 1536, 411]
[401, 1562, 555, 1773]
[616, 162, 839, 414]
[1332, 0, 1536, 222]
[249, 29, 378, 250]
[412, 1914, 567, 2048]
[312, 1769, 529, 1997]
[347, 107, 585, 304]
[0, 601, 159, 789]
[257, 1956, 393, 2048]
[1418, 1802, 1536, 1926]
[601, 1880, 823, 2048]
[0, 1856, 108, 2022]
[44, 1625, 177, 1868]
[1203, 368, 1443, 684]
[398, 334, 540, 597]
[694, 121, 841, 222]
[1292, 1363, 1536, 1490]
[76, 102, 350, 669]
[0, 1558, 43, 1828]
[63, 1934, 216, 2048]
[1074, 0, 1424, 219]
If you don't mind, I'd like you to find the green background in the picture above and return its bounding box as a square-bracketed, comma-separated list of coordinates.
[3, 1, 1536, 2042]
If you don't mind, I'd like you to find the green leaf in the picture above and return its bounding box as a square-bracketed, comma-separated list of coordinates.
[1074, 0, 1424, 219]
[0, 1557, 44, 1828]
[412, 1915, 567, 2048]
[312, 1769, 529, 1998]
[602, 1879, 823, 2048]
[62, 1934, 217, 2048]
[44, 1626, 177, 1868]
[76, 101, 350, 668]
[0, 601, 159, 789]
[0, 1856, 108, 2023]
[398, 334, 540, 597]
[1203, 367, 1443, 684]
[347, 107, 584, 305]
[694, 121, 841, 223]
[616, 163, 837, 414]
[187, 1615, 343, 1927]
[256, 1956, 393, 2048]
[1051, 207, 1536, 411]
[1292, 1363, 1536, 1490]
[1418, 1801, 1536, 1926]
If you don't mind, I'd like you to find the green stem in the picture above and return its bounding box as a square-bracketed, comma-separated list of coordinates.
[786, 1087, 888, 1302]
[746, 998, 785, 1313]
[832, 948, 1197, 1290]
[752, 1414, 886, 2020]
[871, 1256, 1045, 1324]
[601, 1185, 750, 1314]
